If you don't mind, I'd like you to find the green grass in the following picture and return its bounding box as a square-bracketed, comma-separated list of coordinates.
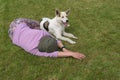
[0, 0, 120, 80]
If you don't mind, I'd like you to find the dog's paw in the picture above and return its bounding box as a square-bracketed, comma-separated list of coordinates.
[73, 36, 78, 39]
[70, 41, 76, 44]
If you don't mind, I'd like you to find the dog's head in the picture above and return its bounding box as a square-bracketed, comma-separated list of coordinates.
[55, 9, 70, 27]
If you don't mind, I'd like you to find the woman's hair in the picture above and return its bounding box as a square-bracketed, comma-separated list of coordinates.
[38, 35, 59, 53]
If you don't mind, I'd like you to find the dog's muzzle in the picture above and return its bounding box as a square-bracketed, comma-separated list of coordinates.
[62, 20, 70, 27]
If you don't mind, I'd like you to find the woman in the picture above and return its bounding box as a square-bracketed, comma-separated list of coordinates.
[8, 18, 85, 59]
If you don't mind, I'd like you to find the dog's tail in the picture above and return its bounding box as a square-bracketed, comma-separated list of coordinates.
[39, 19, 43, 23]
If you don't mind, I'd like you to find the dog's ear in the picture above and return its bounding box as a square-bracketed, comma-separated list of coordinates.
[66, 8, 70, 15]
[55, 9, 60, 17]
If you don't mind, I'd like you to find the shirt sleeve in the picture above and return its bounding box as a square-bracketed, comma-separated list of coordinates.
[29, 48, 58, 57]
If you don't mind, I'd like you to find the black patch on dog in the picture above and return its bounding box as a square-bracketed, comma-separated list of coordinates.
[43, 21, 49, 31]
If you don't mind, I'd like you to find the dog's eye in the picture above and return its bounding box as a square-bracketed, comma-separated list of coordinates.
[62, 16, 64, 18]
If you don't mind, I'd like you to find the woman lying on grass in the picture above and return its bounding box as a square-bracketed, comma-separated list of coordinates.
[8, 18, 85, 59]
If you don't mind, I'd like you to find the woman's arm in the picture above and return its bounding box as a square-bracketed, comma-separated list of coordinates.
[57, 40, 86, 59]
[58, 51, 85, 59]
[29, 47, 85, 59]
[29, 48, 58, 57]
[28, 40, 85, 59]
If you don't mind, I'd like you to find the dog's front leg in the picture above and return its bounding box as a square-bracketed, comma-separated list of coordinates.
[63, 32, 78, 39]
[55, 33, 76, 44]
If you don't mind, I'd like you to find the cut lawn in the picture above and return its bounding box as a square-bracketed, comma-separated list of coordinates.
[0, 0, 120, 80]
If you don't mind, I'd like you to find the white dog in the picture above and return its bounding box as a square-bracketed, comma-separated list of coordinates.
[40, 9, 77, 44]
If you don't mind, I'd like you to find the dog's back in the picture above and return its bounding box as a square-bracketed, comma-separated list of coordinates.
[40, 18, 51, 31]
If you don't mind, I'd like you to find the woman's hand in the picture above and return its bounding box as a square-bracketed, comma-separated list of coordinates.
[71, 52, 86, 59]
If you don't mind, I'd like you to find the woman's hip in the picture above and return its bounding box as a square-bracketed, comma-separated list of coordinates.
[8, 18, 40, 40]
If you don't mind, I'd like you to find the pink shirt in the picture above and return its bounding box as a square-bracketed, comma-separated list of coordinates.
[12, 23, 58, 57]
